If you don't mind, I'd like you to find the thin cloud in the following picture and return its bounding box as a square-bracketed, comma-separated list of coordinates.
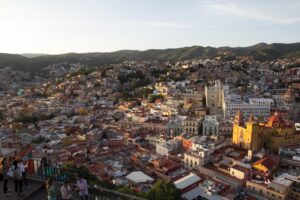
[208, 1, 300, 25]
[143, 21, 193, 28]
[125, 20, 194, 29]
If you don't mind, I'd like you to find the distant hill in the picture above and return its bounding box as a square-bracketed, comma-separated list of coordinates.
[20, 53, 48, 58]
[1, 42, 300, 73]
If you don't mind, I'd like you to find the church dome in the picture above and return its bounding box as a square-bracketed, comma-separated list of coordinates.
[267, 112, 285, 127]
[284, 86, 295, 101]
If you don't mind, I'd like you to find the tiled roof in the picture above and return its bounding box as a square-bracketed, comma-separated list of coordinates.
[253, 155, 280, 171]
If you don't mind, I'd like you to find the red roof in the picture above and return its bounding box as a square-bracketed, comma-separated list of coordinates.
[267, 112, 285, 127]
[253, 155, 280, 171]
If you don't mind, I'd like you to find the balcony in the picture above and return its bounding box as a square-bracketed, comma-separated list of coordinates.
[2, 159, 145, 200]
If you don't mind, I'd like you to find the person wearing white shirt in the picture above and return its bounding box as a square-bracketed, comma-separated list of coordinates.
[13, 160, 23, 196]
[60, 181, 72, 200]
[18, 159, 28, 188]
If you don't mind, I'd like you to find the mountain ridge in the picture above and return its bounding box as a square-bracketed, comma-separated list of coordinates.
[1, 42, 300, 73]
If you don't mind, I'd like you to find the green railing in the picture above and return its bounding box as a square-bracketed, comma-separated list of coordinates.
[28, 159, 145, 200]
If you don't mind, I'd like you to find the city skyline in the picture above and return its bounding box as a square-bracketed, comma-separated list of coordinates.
[1, 1, 300, 200]
[1, 0, 300, 54]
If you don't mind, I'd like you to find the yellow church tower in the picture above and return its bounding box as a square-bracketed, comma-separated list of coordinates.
[232, 110, 245, 146]
[232, 112, 262, 151]
[245, 114, 262, 151]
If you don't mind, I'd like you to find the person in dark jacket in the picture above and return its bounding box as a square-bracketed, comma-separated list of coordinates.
[2, 157, 11, 196]
[13, 160, 23, 196]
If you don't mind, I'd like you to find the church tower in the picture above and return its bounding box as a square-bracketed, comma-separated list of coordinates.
[234, 110, 244, 126]
[232, 112, 262, 151]
[245, 114, 261, 151]
[232, 111, 245, 146]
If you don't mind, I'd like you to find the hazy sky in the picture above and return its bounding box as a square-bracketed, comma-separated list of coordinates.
[1, 0, 300, 54]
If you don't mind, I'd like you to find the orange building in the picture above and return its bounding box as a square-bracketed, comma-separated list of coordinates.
[176, 136, 192, 151]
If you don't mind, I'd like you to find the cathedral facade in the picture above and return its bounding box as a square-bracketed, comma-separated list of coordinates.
[232, 111, 300, 152]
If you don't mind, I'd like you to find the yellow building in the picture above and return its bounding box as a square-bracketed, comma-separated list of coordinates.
[232, 111, 300, 152]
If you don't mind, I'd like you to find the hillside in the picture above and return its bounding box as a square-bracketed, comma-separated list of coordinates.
[1, 42, 300, 73]
[21, 53, 47, 58]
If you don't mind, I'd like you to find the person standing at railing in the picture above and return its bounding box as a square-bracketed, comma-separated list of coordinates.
[18, 159, 29, 189]
[76, 174, 89, 200]
[12, 160, 23, 197]
[46, 178, 58, 200]
[1, 157, 11, 196]
[60, 180, 72, 200]
[41, 157, 48, 178]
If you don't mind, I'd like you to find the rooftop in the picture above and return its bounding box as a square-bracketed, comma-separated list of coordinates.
[126, 171, 154, 184]
[174, 173, 201, 190]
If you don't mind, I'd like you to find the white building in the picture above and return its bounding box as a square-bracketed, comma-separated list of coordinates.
[221, 83, 273, 119]
[248, 98, 274, 108]
[145, 135, 165, 146]
[182, 117, 202, 136]
[183, 136, 228, 168]
[223, 98, 271, 119]
[202, 115, 219, 135]
[155, 139, 182, 156]
[184, 150, 208, 168]
[174, 173, 225, 200]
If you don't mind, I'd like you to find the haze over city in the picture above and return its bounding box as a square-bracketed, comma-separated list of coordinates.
[1, 0, 300, 54]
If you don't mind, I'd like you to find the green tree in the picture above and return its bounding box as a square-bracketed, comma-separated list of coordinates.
[118, 186, 147, 198]
[32, 136, 46, 144]
[61, 162, 115, 189]
[130, 79, 138, 89]
[118, 186, 136, 195]
[146, 180, 182, 200]
[136, 87, 153, 98]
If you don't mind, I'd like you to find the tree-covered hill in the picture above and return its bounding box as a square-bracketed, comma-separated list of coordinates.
[1, 42, 300, 73]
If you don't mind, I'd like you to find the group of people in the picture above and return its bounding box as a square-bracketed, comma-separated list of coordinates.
[1, 156, 90, 199]
[46, 174, 89, 200]
[0, 156, 29, 197]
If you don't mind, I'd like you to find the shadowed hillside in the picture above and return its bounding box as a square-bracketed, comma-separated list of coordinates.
[1, 42, 300, 73]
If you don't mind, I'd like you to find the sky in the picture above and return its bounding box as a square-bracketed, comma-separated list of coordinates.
[0, 0, 300, 54]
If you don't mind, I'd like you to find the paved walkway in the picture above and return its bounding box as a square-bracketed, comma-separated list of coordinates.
[0, 179, 44, 200]
[28, 187, 47, 200]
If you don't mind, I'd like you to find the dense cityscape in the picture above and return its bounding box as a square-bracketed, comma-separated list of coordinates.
[0, 54, 300, 199]
[1, 1, 300, 200]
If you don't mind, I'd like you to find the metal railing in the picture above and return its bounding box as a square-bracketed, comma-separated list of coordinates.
[27, 159, 145, 200]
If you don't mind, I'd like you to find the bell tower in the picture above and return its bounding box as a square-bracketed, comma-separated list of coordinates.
[245, 113, 261, 151]
[232, 111, 245, 147]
